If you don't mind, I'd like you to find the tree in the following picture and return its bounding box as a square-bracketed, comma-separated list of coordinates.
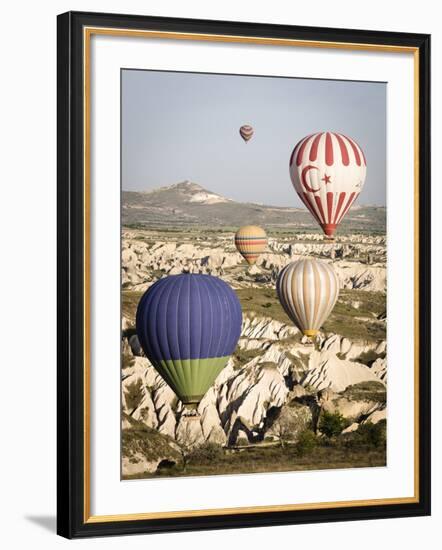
[176, 417, 201, 472]
[355, 420, 386, 447]
[319, 411, 348, 438]
[295, 429, 317, 456]
[271, 405, 310, 448]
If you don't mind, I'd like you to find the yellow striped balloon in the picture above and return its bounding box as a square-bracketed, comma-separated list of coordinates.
[234, 225, 267, 265]
[276, 258, 339, 338]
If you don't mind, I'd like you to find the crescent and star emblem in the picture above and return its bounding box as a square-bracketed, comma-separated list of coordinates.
[301, 165, 321, 193]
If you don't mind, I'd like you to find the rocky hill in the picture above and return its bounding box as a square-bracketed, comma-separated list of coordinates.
[123, 181, 386, 233]
[122, 317, 386, 476]
[122, 228, 386, 293]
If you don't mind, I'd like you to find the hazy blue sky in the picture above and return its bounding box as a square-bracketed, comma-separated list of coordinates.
[122, 69, 386, 207]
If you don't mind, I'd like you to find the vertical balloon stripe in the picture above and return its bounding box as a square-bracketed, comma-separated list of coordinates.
[180, 275, 191, 360]
[211, 277, 225, 360]
[152, 277, 173, 363]
[314, 261, 328, 328]
[289, 266, 303, 328]
[142, 280, 165, 361]
[309, 133, 323, 162]
[302, 262, 310, 328]
[312, 261, 322, 327]
[302, 193, 322, 224]
[326, 192, 334, 224]
[362, 150, 367, 165]
[189, 276, 201, 359]
[314, 195, 326, 224]
[337, 192, 357, 224]
[333, 133, 350, 166]
[359, 144, 367, 165]
[305, 261, 315, 328]
[218, 278, 233, 357]
[168, 276, 189, 390]
[289, 146, 297, 167]
[203, 276, 218, 359]
[324, 263, 335, 327]
[187, 277, 199, 390]
[332, 192, 346, 224]
[296, 135, 314, 166]
[192, 277, 202, 387]
[325, 132, 334, 166]
[292, 135, 307, 166]
[345, 135, 361, 166]
[278, 267, 293, 326]
[296, 263, 308, 329]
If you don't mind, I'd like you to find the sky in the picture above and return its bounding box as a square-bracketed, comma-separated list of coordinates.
[122, 69, 386, 207]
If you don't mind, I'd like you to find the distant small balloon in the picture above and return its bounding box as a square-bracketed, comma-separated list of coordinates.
[239, 125, 254, 143]
[277, 258, 339, 338]
[235, 225, 267, 266]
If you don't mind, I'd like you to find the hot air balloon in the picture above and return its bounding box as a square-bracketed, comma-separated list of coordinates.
[289, 132, 367, 239]
[235, 225, 267, 265]
[136, 274, 242, 409]
[239, 124, 254, 143]
[276, 258, 339, 339]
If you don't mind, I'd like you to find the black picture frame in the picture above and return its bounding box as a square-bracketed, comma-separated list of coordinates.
[57, 10, 431, 539]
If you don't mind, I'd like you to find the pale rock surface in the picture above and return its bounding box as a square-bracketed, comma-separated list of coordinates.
[321, 395, 382, 421]
[371, 357, 387, 383]
[302, 351, 386, 392]
[241, 317, 298, 340]
[342, 422, 359, 434]
[362, 408, 387, 425]
[175, 416, 205, 448]
[121, 231, 386, 292]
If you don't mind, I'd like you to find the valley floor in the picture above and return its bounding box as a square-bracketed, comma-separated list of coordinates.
[125, 439, 386, 480]
[121, 227, 387, 480]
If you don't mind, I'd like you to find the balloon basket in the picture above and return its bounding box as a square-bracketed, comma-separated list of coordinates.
[182, 414, 201, 421]
[182, 403, 201, 419]
[302, 330, 318, 346]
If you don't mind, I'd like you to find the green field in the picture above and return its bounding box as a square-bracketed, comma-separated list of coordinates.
[123, 286, 385, 344]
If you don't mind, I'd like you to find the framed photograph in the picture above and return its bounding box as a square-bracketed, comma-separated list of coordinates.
[57, 11, 431, 538]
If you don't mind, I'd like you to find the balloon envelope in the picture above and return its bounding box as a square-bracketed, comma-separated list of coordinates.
[235, 225, 267, 265]
[277, 258, 339, 337]
[136, 274, 242, 407]
[289, 132, 366, 238]
[239, 124, 254, 143]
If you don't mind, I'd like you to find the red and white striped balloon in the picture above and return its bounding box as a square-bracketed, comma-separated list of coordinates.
[239, 125, 254, 143]
[289, 132, 367, 238]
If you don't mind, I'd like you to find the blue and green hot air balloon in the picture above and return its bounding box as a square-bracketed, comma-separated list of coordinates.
[136, 274, 242, 409]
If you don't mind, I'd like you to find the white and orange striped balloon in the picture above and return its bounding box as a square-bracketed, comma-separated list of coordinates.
[235, 225, 267, 265]
[277, 258, 339, 338]
[289, 132, 367, 239]
[239, 125, 254, 143]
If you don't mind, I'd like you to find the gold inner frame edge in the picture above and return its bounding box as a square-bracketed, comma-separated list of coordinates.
[82, 26, 420, 524]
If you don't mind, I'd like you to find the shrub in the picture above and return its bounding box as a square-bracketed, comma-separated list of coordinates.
[124, 379, 144, 412]
[319, 411, 348, 438]
[356, 420, 386, 447]
[189, 442, 225, 463]
[295, 430, 317, 456]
